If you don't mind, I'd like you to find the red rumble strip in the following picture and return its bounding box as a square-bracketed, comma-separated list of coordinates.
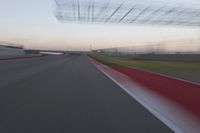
[114, 67, 200, 118]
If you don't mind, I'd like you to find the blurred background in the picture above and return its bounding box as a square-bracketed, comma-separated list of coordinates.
[0, 0, 200, 52]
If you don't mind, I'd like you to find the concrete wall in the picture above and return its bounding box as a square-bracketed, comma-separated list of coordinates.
[0, 46, 25, 56]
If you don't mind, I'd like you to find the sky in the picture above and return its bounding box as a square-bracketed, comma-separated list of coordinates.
[0, 0, 200, 51]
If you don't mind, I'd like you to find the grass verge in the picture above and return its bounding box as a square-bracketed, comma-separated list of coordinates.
[89, 52, 200, 83]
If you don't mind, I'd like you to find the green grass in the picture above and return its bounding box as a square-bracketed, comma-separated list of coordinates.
[90, 52, 200, 83]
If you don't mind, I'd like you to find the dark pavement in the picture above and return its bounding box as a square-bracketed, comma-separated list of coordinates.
[0, 54, 173, 133]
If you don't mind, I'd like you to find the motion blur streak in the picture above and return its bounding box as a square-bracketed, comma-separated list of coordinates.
[55, 0, 200, 26]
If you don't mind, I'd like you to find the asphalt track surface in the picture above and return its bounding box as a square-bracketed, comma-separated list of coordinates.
[0, 54, 173, 133]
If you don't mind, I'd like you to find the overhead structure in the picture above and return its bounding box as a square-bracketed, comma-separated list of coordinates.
[55, 0, 200, 26]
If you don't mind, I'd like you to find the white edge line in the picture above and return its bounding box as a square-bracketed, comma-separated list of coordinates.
[95, 65, 185, 133]
[87, 56, 186, 133]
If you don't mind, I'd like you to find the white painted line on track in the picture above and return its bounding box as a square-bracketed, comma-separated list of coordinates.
[88, 56, 200, 133]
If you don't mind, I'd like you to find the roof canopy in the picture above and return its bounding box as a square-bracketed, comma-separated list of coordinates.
[55, 0, 200, 26]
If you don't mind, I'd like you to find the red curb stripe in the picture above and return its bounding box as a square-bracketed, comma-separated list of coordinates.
[114, 67, 200, 118]
[87, 54, 200, 118]
[88, 55, 200, 132]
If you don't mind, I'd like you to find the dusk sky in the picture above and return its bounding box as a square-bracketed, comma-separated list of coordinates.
[0, 0, 200, 51]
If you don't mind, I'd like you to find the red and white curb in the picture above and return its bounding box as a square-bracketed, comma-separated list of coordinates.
[87, 55, 200, 133]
